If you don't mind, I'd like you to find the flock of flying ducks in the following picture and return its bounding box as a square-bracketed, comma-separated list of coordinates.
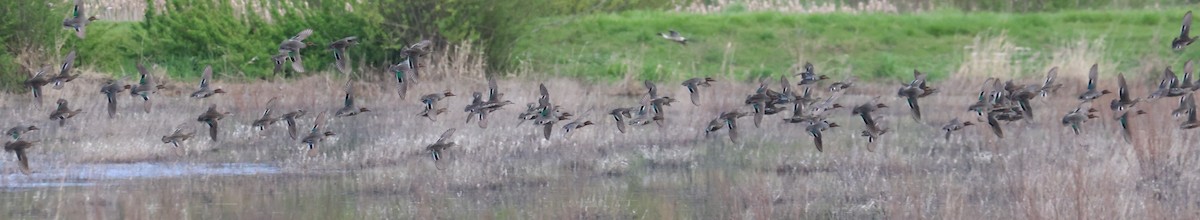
[4, 1, 1200, 174]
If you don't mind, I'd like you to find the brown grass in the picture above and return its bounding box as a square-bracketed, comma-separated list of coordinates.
[4, 37, 1200, 219]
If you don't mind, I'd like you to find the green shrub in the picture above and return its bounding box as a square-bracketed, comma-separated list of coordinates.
[139, 0, 389, 80]
[0, 1, 64, 91]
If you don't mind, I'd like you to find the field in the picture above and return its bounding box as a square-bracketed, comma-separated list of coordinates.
[507, 8, 1198, 81]
[2, 62, 1200, 218]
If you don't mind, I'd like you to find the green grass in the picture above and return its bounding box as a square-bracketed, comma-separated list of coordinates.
[507, 8, 1199, 81]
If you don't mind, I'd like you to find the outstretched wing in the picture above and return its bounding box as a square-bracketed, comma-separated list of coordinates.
[263, 97, 279, 118]
[292, 29, 314, 41]
[1043, 67, 1058, 88]
[1087, 64, 1099, 90]
[343, 80, 355, 108]
[436, 128, 456, 145]
[1165, 67, 1180, 88]
[1117, 73, 1130, 101]
[487, 74, 500, 102]
[1183, 11, 1194, 38]
[73, 0, 83, 18]
[200, 65, 213, 89]
[312, 112, 327, 132]
[644, 80, 658, 99]
[538, 83, 550, 107]
[60, 50, 77, 77]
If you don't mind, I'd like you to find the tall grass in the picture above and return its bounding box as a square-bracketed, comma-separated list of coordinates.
[2, 36, 1200, 218]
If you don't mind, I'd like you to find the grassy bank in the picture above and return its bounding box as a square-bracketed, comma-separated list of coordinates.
[507, 8, 1198, 81]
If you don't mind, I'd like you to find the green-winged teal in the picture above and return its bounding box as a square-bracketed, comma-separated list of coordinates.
[253, 97, 280, 131]
[850, 98, 888, 129]
[100, 75, 128, 118]
[465, 92, 486, 125]
[1150, 67, 1182, 99]
[1175, 11, 1197, 50]
[1179, 93, 1200, 129]
[985, 109, 1005, 138]
[1110, 73, 1140, 112]
[745, 78, 789, 128]
[941, 118, 974, 140]
[649, 96, 677, 126]
[49, 99, 82, 126]
[329, 36, 359, 74]
[6, 126, 38, 141]
[278, 29, 314, 73]
[681, 77, 715, 106]
[51, 50, 80, 89]
[62, 0, 97, 39]
[627, 105, 658, 127]
[534, 105, 569, 140]
[425, 128, 455, 161]
[388, 58, 415, 100]
[828, 76, 856, 92]
[473, 75, 513, 128]
[705, 111, 748, 144]
[282, 109, 306, 139]
[517, 103, 540, 125]
[657, 30, 687, 45]
[1077, 64, 1111, 101]
[1061, 102, 1099, 135]
[402, 40, 434, 58]
[130, 61, 160, 113]
[851, 99, 888, 144]
[196, 104, 229, 141]
[336, 81, 370, 117]
[302, 112, 335, 157]
[419, 90, 455, 121]
[190, 65, 226, 99]
[24, 66, 52, 104]
[786, 89, 844, 124]
[609, 107, 635, 133]
[1039, 67, 1063, 97]
[561, 113, 594, 139]
[776, 75, 799, 105]
[897, 70, 934, 121]
[1162, 65, 1196, 96]
[161, 126, 194, 148]
[1113, 107, 1147, 144]
[420, 90, 455, 111]
[860, 121, 888, 145]
[1010, 83, 1040, 119]
[796, 62, 829, 85]
[806, 120, 839, 152]
[4, 140, 35, 174]
[418, 108, 448, 121]
[399, 40, 433, 81]
[968, 78, 998, 116]
[271, 52, 289, 76]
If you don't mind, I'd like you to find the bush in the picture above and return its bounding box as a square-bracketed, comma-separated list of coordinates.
[0, 1, 64, 91]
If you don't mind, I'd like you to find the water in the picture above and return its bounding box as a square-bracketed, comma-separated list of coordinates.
[0, 163, 280, 189]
